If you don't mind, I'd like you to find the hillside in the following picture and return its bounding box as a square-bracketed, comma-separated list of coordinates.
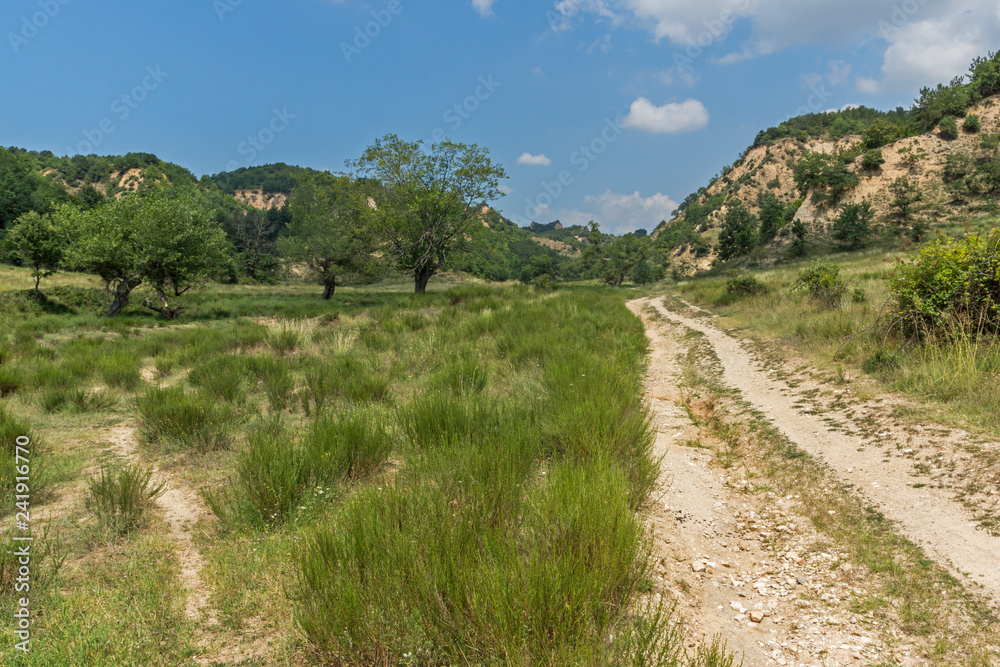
[657, 51, 1000, 273]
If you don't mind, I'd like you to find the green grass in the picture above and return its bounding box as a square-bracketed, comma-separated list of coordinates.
[0, 267, 738, 666]
[134, 386, 238, 451]
[85, 461, 165, 535]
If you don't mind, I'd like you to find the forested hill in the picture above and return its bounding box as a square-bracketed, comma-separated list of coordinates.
[655, 50, 1000, 274]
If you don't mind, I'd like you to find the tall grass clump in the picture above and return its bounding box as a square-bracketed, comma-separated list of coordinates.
[0, 405, 48, 514]
[97, 350, 144, 390]
[0, 366, 25, 397]
[85, 461, 165, 535]
[187, 355, 251, 405]
[265, 319, 314, 354]
[295, 288, 683, 665]
[300, 355, 389, 415]
[303, 409, 392, 483]
[244, 354, 295, 412]
[134, 386, 236, 451]
[206, 419, 308, 530]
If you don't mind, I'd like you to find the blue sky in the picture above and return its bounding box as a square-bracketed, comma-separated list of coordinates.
[3, 0, 998, 233]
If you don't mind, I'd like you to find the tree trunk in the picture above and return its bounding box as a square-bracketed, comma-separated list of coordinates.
[105, 279, 141, 317]
[34, 275, 41, 300]
[414, 267, 433, 295]
[322, 280, 335, 300]
[143, 288, 184, 320]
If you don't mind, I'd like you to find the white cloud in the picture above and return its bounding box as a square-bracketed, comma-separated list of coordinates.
[508, 190, 676, 234]
[498, 184, 514, 195]
[622, 97, 709, 134]
[471, 0, 498, 17]
[825, 60, 852, 87]
[585, 190, 678, 231]
[555, 0, 1000, 88]
[857, 5, 1000, 93]
[517, 152, 552, 166]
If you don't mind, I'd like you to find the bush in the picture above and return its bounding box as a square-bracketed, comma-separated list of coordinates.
[86, 461, 164, 535]
[134, 386, 237, 451]
[861, 148, 885, 171]
[887, 230, 1000, 336]
[206, 419, 307, 530]
[831, 201, 874, 250]
[794, 260, 847, 307]
[724, 270, 768, 298]
[303, 410, 392, 484]
[0, 405, 49, 514]
[97, 351, 143, 390]
[963, 114, 981, 133]
[0, 366, 25, 397]
[863, 348, 899, 374]
[939, 116, 959, 140]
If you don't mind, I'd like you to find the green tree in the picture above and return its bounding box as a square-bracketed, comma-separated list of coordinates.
[716, 203, 759, 261]
[789, 219, 808, 258]
[889, 177, 922, 224]
[757, 193, 787, 244]
[939, 116, 959, 141]
[3, 211, 66, 297]
[862, 118, 899, 149]
[0, 148, 37, 229]
[279, 175, 381, 299]
[831, 201, 874, 250]
[963, 114, 982, 133]
[63, 193, 229, 318]
[861, 149, 885, 171]
[349, 135, 507, 294]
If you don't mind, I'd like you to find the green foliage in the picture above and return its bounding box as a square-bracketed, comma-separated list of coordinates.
[938, 116, 960, 141]
[863, 118, 900, 149]
[0, 405, 48, 514]
[831, 201, 875, 250]
[655, 219, 711, 256]
[792, 150, 859, 206]
[757, 193, 789, 245]
[914, 77, 971, 130]
[350, 134, 507, 293]
[86, 461, 165, 535]
[862, 148, 886, 171]
[303, 410, 392, 484]
[753, 105, 912, 147]
[887, 230, 1000, 336]
[715, 203, 758, 261]
[794, 260, 847, 307]
[968, 51, 1000, 103]
[208, 162, 316, 194]
[889, 177, 922, 223]
[724, 270, 768, 298]
[279, 174, 381, 299]
[963, 114, 982, 133]
[134, 386, 237, 451]
[3, 211, 66, 295]
[60, 192, 230, 317]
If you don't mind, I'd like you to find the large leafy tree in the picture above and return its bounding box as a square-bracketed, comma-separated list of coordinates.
[62, 192, 229, 318]
[349, 135, 507, 294]
[3, 211, 67, 297]
[278, 174, 380, 299]
[716, 203, 759, 261]
[831, 201, 875, 251]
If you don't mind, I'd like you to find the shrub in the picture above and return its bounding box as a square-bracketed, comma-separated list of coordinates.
[245, 355, 295, 412]
[794, 260, 847, 307]
[715, 203, 759, 261]
[86, 461, 164, 535]
[430, 357, 489, 395]
[303, 410, 392, 484]
[939, 116, 959, 140]
[863, 348, 899, 374]
[0, 366, 25, 397]
[0, 405, 49, 514]
[963, 114, 981, 133]
[887, 230, 1000, 336]
[831, 201, 874, 250]
[97, 351, 143, 390]
[205, 419, 307, 530]
[724, 270, 768, 298]
[851, 288, 868, 304]
[187, 355, 251, 404]
[134, 386, 237, 451]
[861, 148, 885, 171]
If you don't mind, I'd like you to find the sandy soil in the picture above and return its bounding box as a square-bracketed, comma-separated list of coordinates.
[629, 296, 1000, 666]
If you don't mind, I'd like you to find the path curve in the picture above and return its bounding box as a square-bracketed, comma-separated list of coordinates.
[639, 297, 1000, 605]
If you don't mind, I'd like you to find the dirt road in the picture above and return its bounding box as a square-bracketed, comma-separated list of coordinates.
[629, 296, 1000, 666]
